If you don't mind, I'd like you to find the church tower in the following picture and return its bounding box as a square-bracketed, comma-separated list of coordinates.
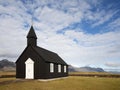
[27, 26, 37, 46]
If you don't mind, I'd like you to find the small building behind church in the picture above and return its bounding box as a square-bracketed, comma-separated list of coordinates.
[16, 26, 68, 79]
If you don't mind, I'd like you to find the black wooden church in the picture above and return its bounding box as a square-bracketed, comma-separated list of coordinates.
[16, 26, 68, 79]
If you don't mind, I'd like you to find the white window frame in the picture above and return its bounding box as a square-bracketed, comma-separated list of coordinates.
[50, 63, 54, 73]
[58, 64, 61, 73]
[64, 65, 67, 73]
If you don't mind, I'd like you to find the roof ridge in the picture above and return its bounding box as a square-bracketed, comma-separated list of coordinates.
[36, 46, 57, 54]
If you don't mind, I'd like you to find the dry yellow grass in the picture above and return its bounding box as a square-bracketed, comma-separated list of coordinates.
[0, 76, 120, 90]
[0, 71, 15, 76]
[69, 72, 112, 75]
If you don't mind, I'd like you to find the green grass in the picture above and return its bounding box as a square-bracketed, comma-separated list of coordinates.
[0, 76, 120, 90]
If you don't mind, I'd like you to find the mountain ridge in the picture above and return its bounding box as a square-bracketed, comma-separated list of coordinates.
[0, 59, 105, 72]
[0, 59, 15, 71]
[68, 65, 105, 72]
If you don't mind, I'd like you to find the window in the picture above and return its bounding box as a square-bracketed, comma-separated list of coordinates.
[58, 64, 61, 73]
[64, 66, 67, 73]
[50, 63, 54, 73]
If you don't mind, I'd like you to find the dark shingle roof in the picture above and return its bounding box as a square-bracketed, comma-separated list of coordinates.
[27, 26, 37, 39]
[33, 46, 67, 65]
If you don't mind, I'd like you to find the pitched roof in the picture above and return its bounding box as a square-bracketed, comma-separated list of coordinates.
[27, 26, 37, 39]
[33, 46, 67, 65]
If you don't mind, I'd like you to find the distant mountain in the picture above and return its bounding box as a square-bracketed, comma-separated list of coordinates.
[0, 59, 105, 72]
[68, 65, 77, 72]
[68, 65, 105, 72]
[78, 66, 104, 72]
[107, 71, 120, 74]
[0, 59, 15, 71]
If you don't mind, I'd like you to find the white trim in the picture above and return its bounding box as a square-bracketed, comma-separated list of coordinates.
[64, 65, 67, 73]
[25, 58, 34, 79]
[58, 64, 61, 73]
[50, 63, 54, 73]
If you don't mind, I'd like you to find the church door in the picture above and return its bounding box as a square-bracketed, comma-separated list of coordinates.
[25, 58, 34, 79]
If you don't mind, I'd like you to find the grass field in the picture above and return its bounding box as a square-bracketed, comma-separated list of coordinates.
[69, 72, 111, 75]
[0, 76, 120, 90]
[0, 71, 120, 90]
[0, 71, 15, 76]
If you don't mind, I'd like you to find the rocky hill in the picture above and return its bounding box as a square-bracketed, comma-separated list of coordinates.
[0, 59, 15, 71]
[68, 65, 105, 72]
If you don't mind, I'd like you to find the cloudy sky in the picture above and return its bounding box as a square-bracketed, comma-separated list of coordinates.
[0, 0, 120, 69]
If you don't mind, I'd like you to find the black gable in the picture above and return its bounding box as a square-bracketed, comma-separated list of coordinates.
[27, 26, 37, 39]
[33, 46, 67, 65]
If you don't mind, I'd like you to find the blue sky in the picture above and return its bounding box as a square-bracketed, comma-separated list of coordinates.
[0, 0, 120, 69]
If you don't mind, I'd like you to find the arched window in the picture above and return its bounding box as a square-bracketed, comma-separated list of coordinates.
[64, 65, 67, 73]
[50, 63, 54, 73]
[58, 64, 61, 73]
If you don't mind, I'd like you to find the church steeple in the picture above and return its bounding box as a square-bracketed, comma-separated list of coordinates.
[27, 26, 37, 46]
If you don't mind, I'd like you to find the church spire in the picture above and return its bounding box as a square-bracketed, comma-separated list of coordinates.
[27, 26, 37, 39]
[27, 26, 37, 46]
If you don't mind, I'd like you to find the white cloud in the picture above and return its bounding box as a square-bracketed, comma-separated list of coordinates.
[0, 0, 120, 69]
[107, 18, 120, 30]
[34, 5, 83, 32]
[34, 29, 120, 67]
[65, 30, 120, 47]
[85, 9, 118, 27]
[38, 6, 74, 26]
[94, 11, 117, 27]
[105, 62, 120, 67]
